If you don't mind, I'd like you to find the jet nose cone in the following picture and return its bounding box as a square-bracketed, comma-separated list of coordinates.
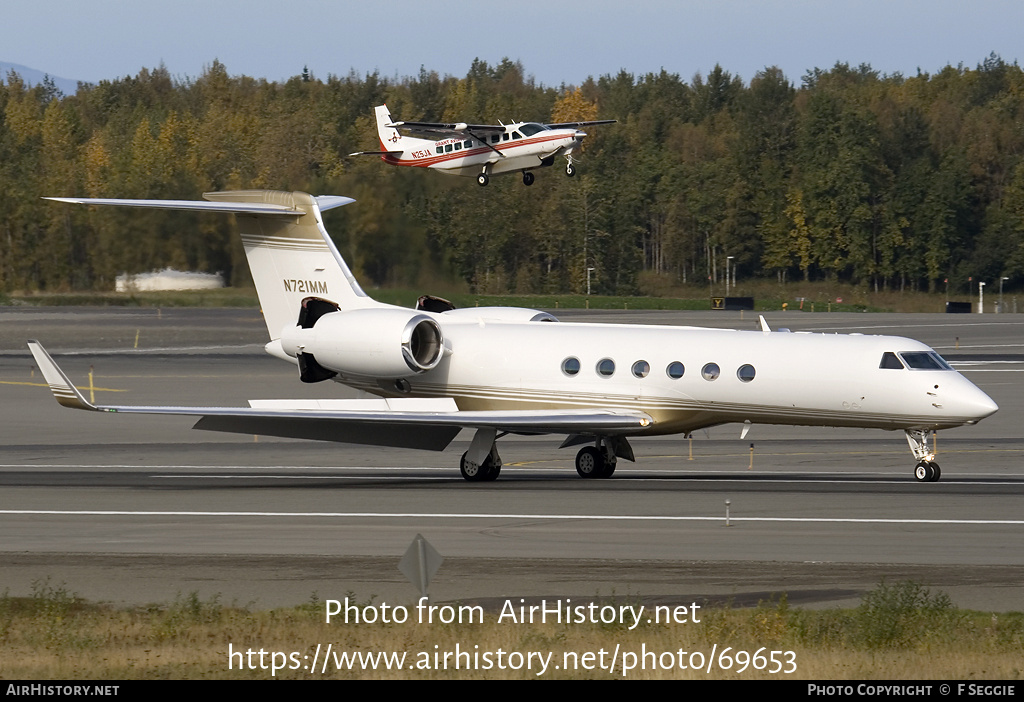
[962, 386, 999, 423]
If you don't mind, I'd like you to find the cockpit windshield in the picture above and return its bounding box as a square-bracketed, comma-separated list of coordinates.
[898, 351, 954, 370]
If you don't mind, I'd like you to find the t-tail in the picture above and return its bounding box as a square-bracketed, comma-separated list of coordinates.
[44, 191, 385, 344]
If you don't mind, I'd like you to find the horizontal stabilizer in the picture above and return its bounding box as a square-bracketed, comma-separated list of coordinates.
[349, 150, 403, 156]
[43, 195, 355, 216]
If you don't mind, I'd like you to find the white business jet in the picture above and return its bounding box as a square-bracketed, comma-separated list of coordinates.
[350, 105, 614, 186]
[31, 190, 997, 482]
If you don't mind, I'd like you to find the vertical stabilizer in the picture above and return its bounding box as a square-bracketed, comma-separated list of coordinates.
[375, 105, 404, 151]
[202, 190, 382, 339]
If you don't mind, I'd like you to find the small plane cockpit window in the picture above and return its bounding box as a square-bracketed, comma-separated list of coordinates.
[879, 352, 905, 369]
[562, 357, 580, 376]
[511, 131, 523, 140]
[597, 358, 615, 377]
[701, 363, 721, 381]
[666, 362, 685, 379]
[631, 360, 650, 378]
[737, 364, 756, 382]
[519, 123, 546, 137]
[899, 351, 953, 370]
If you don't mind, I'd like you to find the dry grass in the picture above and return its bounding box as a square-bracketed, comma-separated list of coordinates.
[0, 582, 1021, 679]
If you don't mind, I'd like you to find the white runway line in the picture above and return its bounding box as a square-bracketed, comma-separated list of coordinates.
[1, 509, 1022, 526]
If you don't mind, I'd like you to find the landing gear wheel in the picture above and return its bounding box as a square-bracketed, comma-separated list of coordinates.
[477, 173, 489, 187]
[575, 446, 604, 478]
[566, 163, 576, 177]
[522, 171, 535, 186]
[914, 461, 940, 482]
[598, 458, 616, 478]
[461, 451, 500, 481]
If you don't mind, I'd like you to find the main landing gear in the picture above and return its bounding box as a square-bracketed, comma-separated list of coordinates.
[574, 443, 617, 478]
[566, 163, 576, 177]
[522, 171, 535, 186]
[906, 429, 941, 482]
[460, 428, 502, 481]
[477, 173, 489, 186]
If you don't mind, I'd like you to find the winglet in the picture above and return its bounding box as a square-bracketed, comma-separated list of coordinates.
[26, 341, 98, 411]
[758, 315, 772, 334]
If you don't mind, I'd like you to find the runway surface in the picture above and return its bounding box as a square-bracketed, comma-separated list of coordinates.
[1, 307, 1022, 611]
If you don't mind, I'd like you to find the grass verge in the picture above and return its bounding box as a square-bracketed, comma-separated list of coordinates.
[0, 580, 1020, 679]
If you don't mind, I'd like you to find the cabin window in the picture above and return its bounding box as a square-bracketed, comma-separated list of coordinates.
[502, 133, 510, 141]
[512, 131, 523, 140]
[597, 358, 615, 377]
[899, 351, 953, 370]
[737, 364, 756, 382]
[463, 140, 472, 148]
[445, 144, 453, 153]
[561, 357, 580, 376]
[879, 352, 904, 369]
[666, 362, 685, 379]
[491, 134, 500, 143]
[631, 360, 650, 378]
[435, 146, 443, 154]
[454, 142, 461, 151]
[701, 363, 721, 381]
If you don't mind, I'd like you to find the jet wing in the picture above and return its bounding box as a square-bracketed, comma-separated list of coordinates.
[28, 342, 653, 451]
[544, 119, 617, 129]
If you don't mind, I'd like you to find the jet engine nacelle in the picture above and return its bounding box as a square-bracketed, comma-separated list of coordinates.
[280, 308, 445, 378]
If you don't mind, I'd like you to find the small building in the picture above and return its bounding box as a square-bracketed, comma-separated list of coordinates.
[115, 268, 224, 292]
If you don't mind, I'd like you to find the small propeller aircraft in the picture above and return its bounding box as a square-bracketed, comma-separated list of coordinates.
[350, 105, 615, 186]
[31, 191, 997, 483]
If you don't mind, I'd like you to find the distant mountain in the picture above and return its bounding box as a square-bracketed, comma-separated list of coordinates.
[0, 62, 81, 96]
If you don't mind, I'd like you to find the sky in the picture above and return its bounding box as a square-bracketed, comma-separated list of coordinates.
[4, 0, 1022, 90]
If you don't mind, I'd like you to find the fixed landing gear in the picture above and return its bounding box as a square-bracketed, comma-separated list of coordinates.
[575, 444, 616, 479]
[477, 173, 489, 186]
[566, 163, 576, 177]
[460, 449, 501, 481]
[906, 429, 941, 482]
[522, 171, 535, 186]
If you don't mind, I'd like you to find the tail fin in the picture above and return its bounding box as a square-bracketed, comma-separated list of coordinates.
[44, 191, 383, 341]
[375, 104, 404, 150]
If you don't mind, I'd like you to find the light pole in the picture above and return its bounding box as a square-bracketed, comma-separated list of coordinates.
[587, 267, 595, 296]
[979, 281, 986, 314]
[726, 256, 734, 296]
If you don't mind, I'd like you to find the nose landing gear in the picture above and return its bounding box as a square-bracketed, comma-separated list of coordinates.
[906, 429, 941, 482]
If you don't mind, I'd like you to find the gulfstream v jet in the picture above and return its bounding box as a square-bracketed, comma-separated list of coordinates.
[350, 105, 615, 186]
[31, 191, 997, 482]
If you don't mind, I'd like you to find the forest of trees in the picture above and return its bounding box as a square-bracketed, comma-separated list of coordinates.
[1, 55, 1023, 297]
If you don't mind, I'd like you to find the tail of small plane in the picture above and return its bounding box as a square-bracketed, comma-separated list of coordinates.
[45, 191, 385, 342]
[375, 104, 404, 151]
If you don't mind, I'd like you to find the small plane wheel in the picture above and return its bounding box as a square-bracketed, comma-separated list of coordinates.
[477, 173, 489, 187]
[575, 446, 605, 478]
[522, 171, 535, 186]
[566, 163, 576, 177]
[460, 451, 500, 481]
